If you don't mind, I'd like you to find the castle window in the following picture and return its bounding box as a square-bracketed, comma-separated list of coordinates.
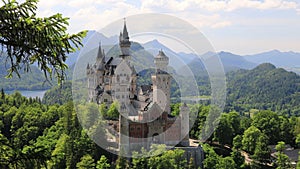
[104, 99, 108, 102]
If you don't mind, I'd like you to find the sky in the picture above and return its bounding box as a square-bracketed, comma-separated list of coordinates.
[6, 0, 300, 55]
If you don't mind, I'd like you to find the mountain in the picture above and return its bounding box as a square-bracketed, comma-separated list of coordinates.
[244, 50, 300, 68]
[0, 55, 51, 90]
[226, 63, 300, 115]
[68, 33, 300, 77]
[143, 40, 197, 71]
[65, 30, 119, 66]
[218, 51, 257, 71]
[177, 51, 257, 76]
[143, 40, 258, 74]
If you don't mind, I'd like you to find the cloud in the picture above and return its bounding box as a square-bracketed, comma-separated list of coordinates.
[140, 0, 300, 12]
[38, 0, 65, 9]
[224, 0, 299, 11]
[211, 21, 232, 29]
[33, 0, 300, 33]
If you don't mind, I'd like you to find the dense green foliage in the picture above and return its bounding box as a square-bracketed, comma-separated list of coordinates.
[0, 56, 51, 90]
[42, 81, 73, 105]
[226, 63, 300, 115]
[0, 0, 86, 82]
[2, 92, 209, 169]
[0, 92, 111, 169]
[1, 91, 300, 168]
[136, 63, 300, 115]
[130, 145, 188, 169]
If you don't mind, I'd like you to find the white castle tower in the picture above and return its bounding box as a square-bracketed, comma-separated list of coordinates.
[180, 103, 190, 146]
[117, 21, 132, 155]
[151, 50, 172, 114]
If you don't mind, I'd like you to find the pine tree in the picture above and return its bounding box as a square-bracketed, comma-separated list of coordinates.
[0, 0, 86, 82]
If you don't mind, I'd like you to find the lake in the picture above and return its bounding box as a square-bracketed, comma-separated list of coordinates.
[5, 90, 48, 98]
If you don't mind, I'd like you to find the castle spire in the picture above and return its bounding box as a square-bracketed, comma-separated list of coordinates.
[96, 42, 105, 70]
[96, 41, 103, 62]
[119, 18, 131, 57]
[122, 18, 129, 40]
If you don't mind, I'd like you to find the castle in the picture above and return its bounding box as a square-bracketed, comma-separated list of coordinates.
[86, 21, 190, 152]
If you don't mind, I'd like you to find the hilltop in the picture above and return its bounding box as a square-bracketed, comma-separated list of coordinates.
[226, 63, 300, 115]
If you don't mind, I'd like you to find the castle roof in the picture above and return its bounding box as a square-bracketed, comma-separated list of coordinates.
[155, 50, 168, 59]
[122, 20, 129, 40]
[96, 42, 105, 70]
[140, 85, 152, 95]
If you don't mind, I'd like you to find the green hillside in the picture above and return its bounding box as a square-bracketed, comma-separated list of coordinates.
[0, 56, 51, 90]
[226, 63, 300, 115]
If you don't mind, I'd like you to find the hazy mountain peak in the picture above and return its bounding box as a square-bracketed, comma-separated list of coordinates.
[219, 51, 232, 55]
[254, 63, 276, 71]
[244, 49, 300, 68]
[267, 49, 280, 53]
[143, 39, 168, 50]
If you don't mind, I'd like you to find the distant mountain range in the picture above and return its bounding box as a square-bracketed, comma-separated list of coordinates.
[1, 30, 300, 90]
[244, 50, 300, 74]
[66, 30, 300, 75]
[244, 50, 300, 67]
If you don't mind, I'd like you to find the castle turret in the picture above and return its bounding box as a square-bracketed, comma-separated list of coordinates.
[95, 43, 105, 89]
[154, 50, 169, 73]
[180, 103, 190, 146]
[96, 42, 105, 70]
[152, 50, 171, 114]
[119, 19, 131, 59]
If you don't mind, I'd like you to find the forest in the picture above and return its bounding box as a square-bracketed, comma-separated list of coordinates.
[1, 89, 300, 169]
[1, 0, 300, 168]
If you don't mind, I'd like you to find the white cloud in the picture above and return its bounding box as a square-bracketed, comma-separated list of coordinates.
[32, 0, 299, 33]
[140, 0, 299, 12]
[67, 1, 147, 33]
[38, 0, 65, 9]
[211, 21, 232, 28]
